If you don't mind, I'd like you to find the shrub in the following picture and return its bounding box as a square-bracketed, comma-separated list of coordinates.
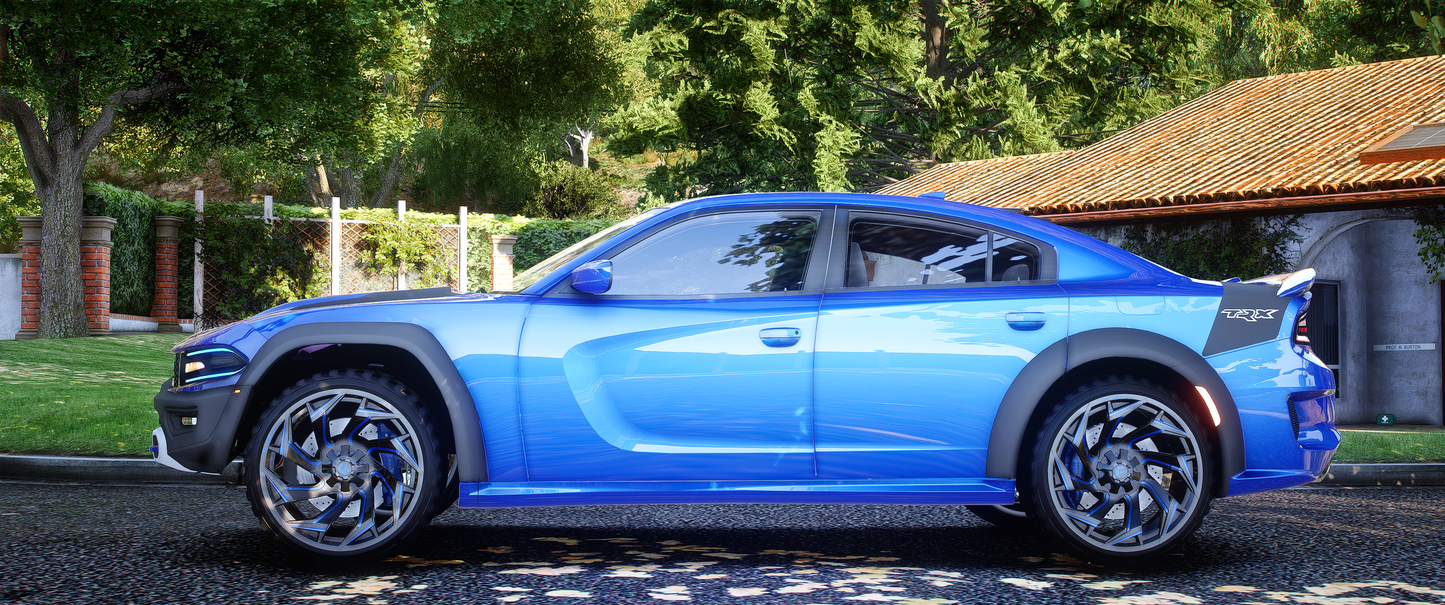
[1120, 216, 1302, 281]
[527, 160, 624, 220]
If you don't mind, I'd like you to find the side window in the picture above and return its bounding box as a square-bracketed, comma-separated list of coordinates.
[991, 233, 1041, 282]
[849, 221, 988, 287]
[605, 211, 820, 296]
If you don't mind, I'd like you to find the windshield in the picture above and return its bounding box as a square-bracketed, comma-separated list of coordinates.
[509, 207, 669, 293]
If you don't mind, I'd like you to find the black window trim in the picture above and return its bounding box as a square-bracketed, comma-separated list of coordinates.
[543, 206, 838, 300]
[824, 209, 1058, 291]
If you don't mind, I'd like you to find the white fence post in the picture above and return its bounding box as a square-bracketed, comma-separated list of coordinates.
[263, 195, 274, 224]
[193, 190, 203, 320]
[330, 198, 341, 296]
[458, 206, 468, 293]
[396, 200, 406, 290]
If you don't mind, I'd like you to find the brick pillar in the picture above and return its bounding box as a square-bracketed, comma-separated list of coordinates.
[15, 217, 40, 339]
[151, 216, 183, 333]
[490, 234, 518, 292]
[81, 217, 118, 336]
[15, 216, 117, 338]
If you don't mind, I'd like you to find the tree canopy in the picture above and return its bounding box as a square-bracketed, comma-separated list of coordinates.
[0, 0, 405, 337]
[608, 0, 1251, 199]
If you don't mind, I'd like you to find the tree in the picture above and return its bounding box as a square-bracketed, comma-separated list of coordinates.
[404, 0, 624, 213]
[303, 6, 444, 209]
[1206, 0, 1442, 82]
[610, 0, 1243, 199]
[0, 0, 387, 337]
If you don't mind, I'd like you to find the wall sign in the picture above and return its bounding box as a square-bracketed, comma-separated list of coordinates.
[1371, 343, 1437, 351]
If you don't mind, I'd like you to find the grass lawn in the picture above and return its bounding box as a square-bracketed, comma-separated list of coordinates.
[1333, 425, 1445, 463]
[0, 333, 184, 457]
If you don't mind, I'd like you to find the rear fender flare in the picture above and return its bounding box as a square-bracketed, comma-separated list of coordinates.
[985, 328, 1242, 496]
[237, 322, 487, 482]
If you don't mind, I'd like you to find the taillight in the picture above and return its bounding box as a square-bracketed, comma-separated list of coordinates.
[1292, 294, 1312, 346]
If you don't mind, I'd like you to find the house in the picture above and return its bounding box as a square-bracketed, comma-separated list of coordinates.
[876, 55, 1445, 426]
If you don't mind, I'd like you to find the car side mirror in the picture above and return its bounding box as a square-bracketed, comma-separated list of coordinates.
[571, 260, 612, 294]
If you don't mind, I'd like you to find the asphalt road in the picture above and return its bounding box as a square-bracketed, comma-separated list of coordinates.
[1, 483, 1442, 605]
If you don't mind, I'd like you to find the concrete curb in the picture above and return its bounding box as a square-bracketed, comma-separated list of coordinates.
[1321, 462, 1445, 487]
[0, 455, 243, 485]
[2, 454, 1443, 488]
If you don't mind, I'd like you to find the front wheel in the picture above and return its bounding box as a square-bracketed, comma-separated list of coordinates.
[244, 369, 446, 560]
[1023, 377, 1212, 563]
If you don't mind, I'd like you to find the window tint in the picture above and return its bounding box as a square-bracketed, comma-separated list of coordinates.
[850, 222, 988, 287]
[991, 234, 1041, 282]
[605, 212, 820, 296]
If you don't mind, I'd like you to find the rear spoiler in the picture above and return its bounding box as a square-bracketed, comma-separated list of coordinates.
[1240, 268, 1316, 298]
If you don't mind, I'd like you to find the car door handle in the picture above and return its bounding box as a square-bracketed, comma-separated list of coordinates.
[759, 327, 803, 347]
[1005, 312, 1047, 331]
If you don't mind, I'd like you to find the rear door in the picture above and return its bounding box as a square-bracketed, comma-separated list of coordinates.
[813, 210, 1068, 479]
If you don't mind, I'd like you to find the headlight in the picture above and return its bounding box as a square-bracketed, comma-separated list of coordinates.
[174, 346, 248, 386]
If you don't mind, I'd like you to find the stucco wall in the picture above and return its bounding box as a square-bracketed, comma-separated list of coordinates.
[0, 254, 19, 340]
[1310, 218, 1442, 425]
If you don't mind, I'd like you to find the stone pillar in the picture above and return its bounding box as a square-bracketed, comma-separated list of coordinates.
[15, 217, 40, 339]
[151, 216, 184, 333]
[490, 234, 518, 292]
[81, 217, 118, 336]
[15, 216, 117, 338]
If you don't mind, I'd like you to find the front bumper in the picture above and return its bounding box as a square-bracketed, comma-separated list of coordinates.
[152, 378, 252, 474]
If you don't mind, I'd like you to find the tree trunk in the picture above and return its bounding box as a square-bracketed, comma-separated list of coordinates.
[921, 0, 949, 83]
[370, 78, 444, 208]
[37, 153, 89, 338]
[303, 161, 333, 206]
[325, 159, 364, 208]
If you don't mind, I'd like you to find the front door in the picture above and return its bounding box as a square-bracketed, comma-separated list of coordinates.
[518, 209, 831, 480]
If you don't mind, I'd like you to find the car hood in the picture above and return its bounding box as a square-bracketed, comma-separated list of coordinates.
[173, 288, 497, 353]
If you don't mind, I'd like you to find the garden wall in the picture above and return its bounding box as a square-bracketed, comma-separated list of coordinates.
[0, 254, 18, 340]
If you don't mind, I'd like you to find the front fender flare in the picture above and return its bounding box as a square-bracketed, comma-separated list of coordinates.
[985, 328, 1243, 497]
[238, 322, 487, 482]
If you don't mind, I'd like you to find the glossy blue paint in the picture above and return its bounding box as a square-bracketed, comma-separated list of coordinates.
[571, 260, 612, 294]
[814, 284, 1068, 478]
[517, 293, 820, 480]
[459, 478, 1015, 507]
[1210, 336, 1338, 496]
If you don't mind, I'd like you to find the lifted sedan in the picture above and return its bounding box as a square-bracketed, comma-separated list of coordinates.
[153, 192, 1337, 563]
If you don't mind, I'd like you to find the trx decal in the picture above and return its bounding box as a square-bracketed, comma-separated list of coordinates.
[1220, 308, 1278, 322]
[1203, 282, 1292, 356]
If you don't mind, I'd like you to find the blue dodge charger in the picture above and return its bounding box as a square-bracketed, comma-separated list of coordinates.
[152, 192, 1338, 563]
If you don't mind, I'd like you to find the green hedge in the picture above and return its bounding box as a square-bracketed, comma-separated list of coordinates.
[82, 183, 162, 317]
[465, 215, 615, 290]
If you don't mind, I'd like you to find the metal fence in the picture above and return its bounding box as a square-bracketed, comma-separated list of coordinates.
[195, 210, 468, 331]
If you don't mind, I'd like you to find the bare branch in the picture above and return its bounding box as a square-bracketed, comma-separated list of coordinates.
[77, 76, 186, 156]
[0, 90, 55, 183]
[370, 77, 447, 208]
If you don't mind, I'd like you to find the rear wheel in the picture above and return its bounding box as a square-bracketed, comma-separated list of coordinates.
[244, 369, 446, 560]
[1024, 377, 1212, 562]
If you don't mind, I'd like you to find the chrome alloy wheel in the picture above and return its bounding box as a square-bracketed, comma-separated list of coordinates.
[256, 387, 426, 554]
[1045, 393, 1203, 554]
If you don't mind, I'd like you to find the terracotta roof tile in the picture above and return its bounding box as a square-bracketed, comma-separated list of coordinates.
[879, 56, 1445, 216]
